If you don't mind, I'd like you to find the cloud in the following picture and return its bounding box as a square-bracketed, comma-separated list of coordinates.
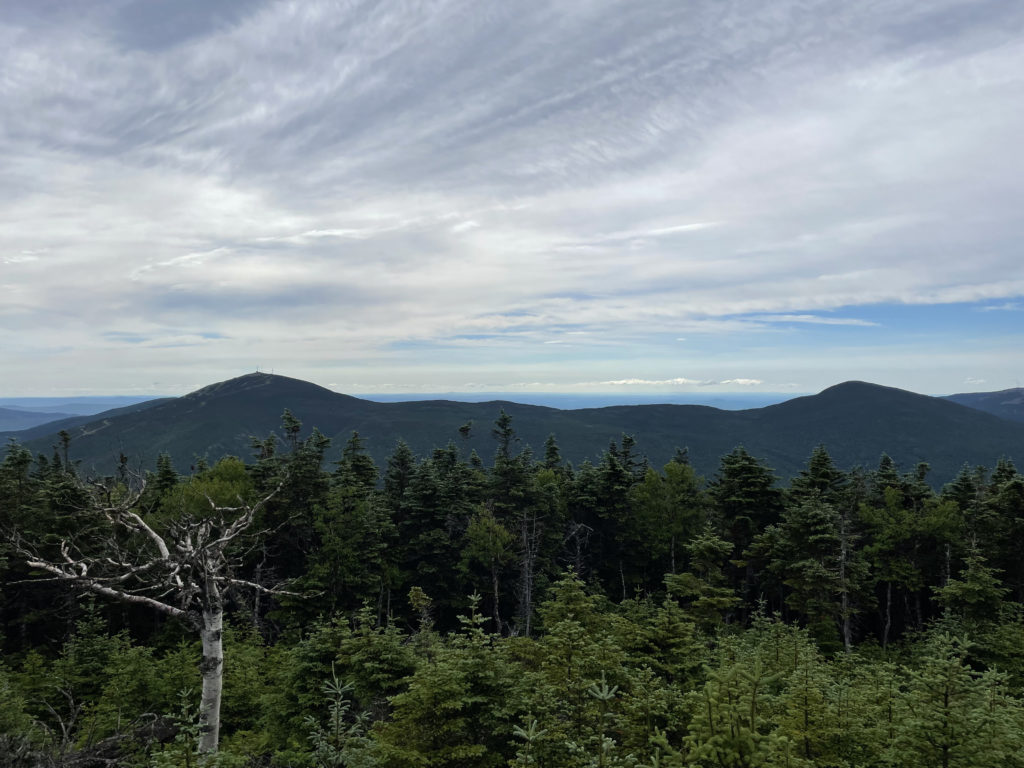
[750, 314, 879, 327]
[1, 0, 1023, 393]
[573, 377, 764, 388]
[589, 378, 707, 387]
[3, 252, 41, 264]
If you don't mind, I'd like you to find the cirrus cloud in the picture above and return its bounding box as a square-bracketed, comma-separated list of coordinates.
[1, 0, 1023, 395]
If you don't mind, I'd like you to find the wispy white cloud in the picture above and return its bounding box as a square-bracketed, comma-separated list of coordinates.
[3, 252, 41, 264]
[750, 314, 879, 327]
[588, 378, 707, 387]
[450, 220, 480, 234]
[1, 0, 1023, 393]
[572, 377, 764, 388]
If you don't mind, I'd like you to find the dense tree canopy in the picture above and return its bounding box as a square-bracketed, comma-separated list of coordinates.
[1, 416, 1023, 766]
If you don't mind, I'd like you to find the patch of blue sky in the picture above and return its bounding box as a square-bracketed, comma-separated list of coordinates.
[102, 331, 150, 344]
[386, 335, 526, 352]
[835, 301, 1023, 338]
[538, 292, 602, 302]
[704, 301, 1024, 349]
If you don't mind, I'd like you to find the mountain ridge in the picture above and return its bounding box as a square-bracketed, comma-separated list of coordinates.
[0, 407, 79, 432]
[3, 374, 1022, 486]
[944, 387, 1024, 423]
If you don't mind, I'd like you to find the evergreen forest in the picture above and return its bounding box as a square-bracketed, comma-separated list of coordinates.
[2, 409, 1024, 767]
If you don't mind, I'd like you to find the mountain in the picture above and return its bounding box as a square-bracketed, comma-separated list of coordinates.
[1, 398, 174, 445]
[0, 396, 160, 416]
[4, 374, 1022, 485]
[0, 407, 79, 432]
[944, 387, 1024, 424]
[738, 381, 1024, 480]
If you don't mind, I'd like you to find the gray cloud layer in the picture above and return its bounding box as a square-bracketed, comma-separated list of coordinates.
[2, 1, 1023, 393]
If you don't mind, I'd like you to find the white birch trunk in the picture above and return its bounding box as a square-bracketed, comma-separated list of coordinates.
[198, 604, 224, 753]
[19, 481, 285, 758]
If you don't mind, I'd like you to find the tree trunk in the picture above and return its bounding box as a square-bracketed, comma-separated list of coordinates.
[518, 511, 539, 636]
[198, 605, 224, 753]
[839, 513, 851, 653]
[491, 564, 502, 633]
[882, 582, 892, 651]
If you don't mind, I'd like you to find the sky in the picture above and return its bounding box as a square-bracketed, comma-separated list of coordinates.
[2, 0, 1023, 398]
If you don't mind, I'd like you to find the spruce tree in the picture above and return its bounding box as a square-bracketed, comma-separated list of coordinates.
[892, 633, 1024, 768]
[664, 525, 739, 630]
[710, 447, 783, 610]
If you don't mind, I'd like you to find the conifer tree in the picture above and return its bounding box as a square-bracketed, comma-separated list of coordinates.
[335, 431, 379, 493]
[892, 633, 1024, 768]
[682, 658, 792, 768]
[460, 505, 515, 632]
[543, 433, 563, 471]
[631, 461, 705, 578]
[755, 496, 849, 648]
[859, 486, 925, 647]
[788, 445, 847, 506]
[521, 571, 631, 766]
[934, 541, 1009, 623]
[376, 595, 524, 767]
[664, 525, 738, 630]
[710, 447, 783, 609]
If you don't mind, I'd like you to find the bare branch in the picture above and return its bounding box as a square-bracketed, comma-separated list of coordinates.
[119, 510, 172, 560]
[11, 475, 291, 757]
[25, 560, 187, 620]
[217, 575, 300, 597]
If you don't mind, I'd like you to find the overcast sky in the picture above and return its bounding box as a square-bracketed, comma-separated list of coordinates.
[2, 0, 1023, 397]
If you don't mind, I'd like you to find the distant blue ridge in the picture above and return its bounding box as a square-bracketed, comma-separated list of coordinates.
[354, 393, 801, 410]
[0, 392, 802, 413]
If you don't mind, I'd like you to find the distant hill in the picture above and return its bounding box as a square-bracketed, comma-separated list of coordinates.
[4, 374, 1022, 486]
[0, 407, 78, 432]
[0, 396, 160, 416]
[944, 387, 1024, 424]
[1, 398, 174, 444]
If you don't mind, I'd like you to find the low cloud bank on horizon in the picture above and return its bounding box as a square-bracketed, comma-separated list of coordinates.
[1, 0, 1023, 396]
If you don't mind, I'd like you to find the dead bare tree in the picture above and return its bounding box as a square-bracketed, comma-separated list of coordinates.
[13, 479, 287, 755]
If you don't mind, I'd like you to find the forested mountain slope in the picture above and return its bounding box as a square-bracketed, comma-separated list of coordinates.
[5, 373, 1022, 484]
[3, 395, 1024, 767]
[0, 407, 78, 432]
[0, 398, 173, 442]
[945, 386, 1024, 423]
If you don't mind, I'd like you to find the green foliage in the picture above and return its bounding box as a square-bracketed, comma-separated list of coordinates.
[9, 415, 1024, 768]
[890, 633, 1024, 768]
[303, 671, 374, 768]
[375, 596, 524, 767]
[631, 461, 706, 579]
[755, 497, 845, 647]
[160, 457, 256, 521]
[148, 689, 204, 768]
[0, 660, 34, 745]
[460, 506, 514, 632]
[665, 525, 739, 629]
[934, 543, 1009, 622]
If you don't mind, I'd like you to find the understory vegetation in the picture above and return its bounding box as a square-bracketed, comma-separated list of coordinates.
[2, 410, 1023, 766]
